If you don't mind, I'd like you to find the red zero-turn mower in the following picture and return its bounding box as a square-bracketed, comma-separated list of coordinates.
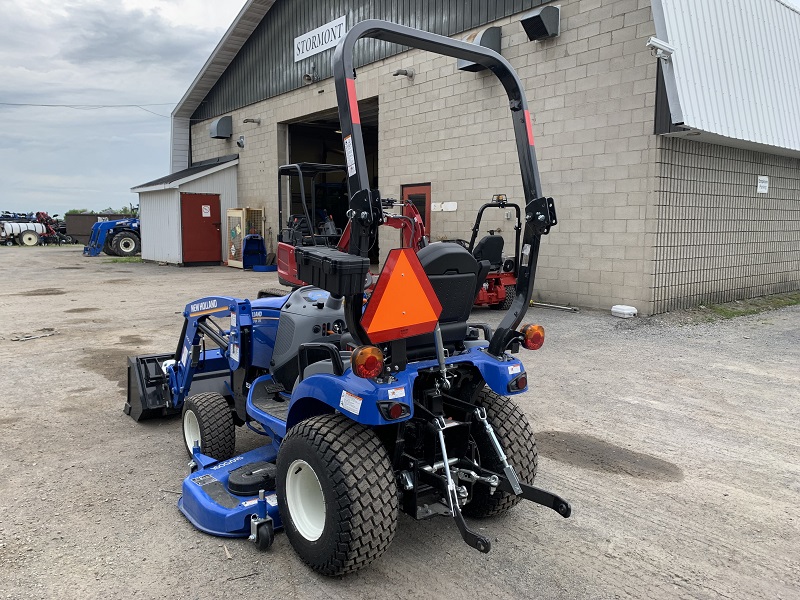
[125, 20, 565, 577]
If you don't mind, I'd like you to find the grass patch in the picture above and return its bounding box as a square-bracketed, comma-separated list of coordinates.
[105, 256, 142, 264]
[700, 292, 800, 320]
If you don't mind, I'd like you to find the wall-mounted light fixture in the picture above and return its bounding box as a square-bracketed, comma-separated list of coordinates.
[242, 118, 261, 125]
[302, 64, 320, 84]
[521, 5, 561, 41]
[392, 68, 415, 81]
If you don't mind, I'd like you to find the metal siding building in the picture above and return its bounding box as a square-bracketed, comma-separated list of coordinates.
[139, 0, 800, 313]
[134, 160, 238, 264]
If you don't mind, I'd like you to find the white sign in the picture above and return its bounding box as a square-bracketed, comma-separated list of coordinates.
[344, 135, 356, 177]
[757, 176, 769, 194]
[339, 390, 362, 415]
[201, 205, 211, 217]
[294, 16, 347, 62]
[431, 202, 458, 212]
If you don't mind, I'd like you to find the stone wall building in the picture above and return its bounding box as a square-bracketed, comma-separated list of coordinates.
[134, 0, 800, 314]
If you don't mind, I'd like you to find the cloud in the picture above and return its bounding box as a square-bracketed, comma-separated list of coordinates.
[0, 0, 246, 214]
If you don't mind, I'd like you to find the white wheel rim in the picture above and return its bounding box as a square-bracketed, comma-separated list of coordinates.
[286, 459, 325, 541]
[120, 238, 135, 252]
[183, 410, 201, 453]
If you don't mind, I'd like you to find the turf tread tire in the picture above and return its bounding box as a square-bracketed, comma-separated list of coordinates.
[182, 392, 235, 460]
[462, 387, 538, 518]
[491, 284, 516, 311]
[277, 414, 398, 576]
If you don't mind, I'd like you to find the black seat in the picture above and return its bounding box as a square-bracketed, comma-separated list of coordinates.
[406, 243, 486, 354]
[472, 234, 504, 270]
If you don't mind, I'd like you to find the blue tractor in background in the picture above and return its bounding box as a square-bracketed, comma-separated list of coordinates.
[83, 216, 141, 257]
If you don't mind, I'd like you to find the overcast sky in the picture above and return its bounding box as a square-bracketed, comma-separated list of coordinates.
[0, 0, 247, 215]
[2, 0, 799, 215]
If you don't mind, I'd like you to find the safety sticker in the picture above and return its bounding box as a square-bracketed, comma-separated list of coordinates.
[344, 135, 356, 177]
[388, 387, 406, 399]
[230, 311, 237, 328]
[241, 498, 258, 508]
[181, 347, 189, 366]
[230, 342, 240, 362]
[339, 390, 362, 415]
[508, 364, 521, 375]
[266, 494, 278, 507]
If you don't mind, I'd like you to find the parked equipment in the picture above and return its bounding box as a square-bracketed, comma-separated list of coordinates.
[447, 194, 522, 310]
[126, 21, 564, 576]
[83, 217, 141, 257]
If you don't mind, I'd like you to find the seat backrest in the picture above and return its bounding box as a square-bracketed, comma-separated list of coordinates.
[472, 234, 504, 269]
[406, 243, 478, 353]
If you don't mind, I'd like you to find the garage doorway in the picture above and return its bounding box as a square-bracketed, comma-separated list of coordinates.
[284, 99, 379, 261]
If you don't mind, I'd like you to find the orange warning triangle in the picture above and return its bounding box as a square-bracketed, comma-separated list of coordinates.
[362, 248, 442, 343]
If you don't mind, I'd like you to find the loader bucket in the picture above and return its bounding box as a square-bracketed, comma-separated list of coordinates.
[124, 353, 178, 421]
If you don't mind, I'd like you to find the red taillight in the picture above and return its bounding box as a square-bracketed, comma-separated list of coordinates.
[516, 375, 527, 389]
[388, 402, 404, 420]
[521, 324, 545, 350]
[351, 345, 384, 378]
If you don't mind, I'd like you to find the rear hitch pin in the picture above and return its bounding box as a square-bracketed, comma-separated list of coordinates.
[475, 407, 523, 495]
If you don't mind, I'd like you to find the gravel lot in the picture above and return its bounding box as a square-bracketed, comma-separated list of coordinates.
[1, 246, 798, 599]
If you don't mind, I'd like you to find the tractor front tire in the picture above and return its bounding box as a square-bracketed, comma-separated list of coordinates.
[103, 235, 117, 256]
[18, 230, 40, 247]
[276, 414, 398, 576]
[181, 392, 235, 460]
[463, 387, 538, 518]
[112, 232, 140, 257]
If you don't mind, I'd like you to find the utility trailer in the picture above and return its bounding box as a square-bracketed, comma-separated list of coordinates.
[126, 20, 566, 576]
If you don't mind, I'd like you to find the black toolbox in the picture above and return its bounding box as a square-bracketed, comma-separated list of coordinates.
[296, 246, 371, 296]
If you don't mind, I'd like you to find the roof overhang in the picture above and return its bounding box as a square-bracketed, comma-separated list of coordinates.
[131, 158, 239, 193]
[652, 0, 800, 158]
[172, 0, 277, 120]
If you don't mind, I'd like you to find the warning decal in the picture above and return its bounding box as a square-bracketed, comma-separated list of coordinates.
[344, 135, 356, 177]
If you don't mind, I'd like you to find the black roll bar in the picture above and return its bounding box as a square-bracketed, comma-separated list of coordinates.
[332, 20, 556, 356]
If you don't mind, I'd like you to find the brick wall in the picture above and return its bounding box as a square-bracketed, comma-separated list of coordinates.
[653, 137, 800, 312]
[191, 0, 660, 311]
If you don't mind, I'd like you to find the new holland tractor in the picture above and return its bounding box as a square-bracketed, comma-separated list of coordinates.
[125, 21, 568, 576]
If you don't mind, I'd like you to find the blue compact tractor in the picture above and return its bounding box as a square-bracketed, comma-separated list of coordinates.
[125, 21, 568, 576]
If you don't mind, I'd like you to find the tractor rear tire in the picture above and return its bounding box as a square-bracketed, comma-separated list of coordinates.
[18, 230, 40, 247]
[181, 392, 235, 460]
[491, 284, 516, 311]
[462, 387, 538, 518]
[276, 414, 398, 576]
[112, 231, 140, 257]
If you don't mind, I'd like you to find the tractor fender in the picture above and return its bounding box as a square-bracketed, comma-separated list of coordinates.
[288, 371, 414, 429]
[470, 349, 527, 396]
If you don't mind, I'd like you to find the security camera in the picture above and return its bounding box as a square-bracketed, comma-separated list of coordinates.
[236, 135, 245, 148]
[646, 37, 675, 60]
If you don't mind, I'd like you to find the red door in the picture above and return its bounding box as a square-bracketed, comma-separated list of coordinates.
[402, 184, 431, 236]
[180, 193, 221, 264]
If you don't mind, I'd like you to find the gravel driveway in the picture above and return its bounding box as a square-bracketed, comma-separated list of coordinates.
[1, 246, 797, 599]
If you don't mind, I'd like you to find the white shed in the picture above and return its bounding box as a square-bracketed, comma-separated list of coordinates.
[131, 156, 238, 265]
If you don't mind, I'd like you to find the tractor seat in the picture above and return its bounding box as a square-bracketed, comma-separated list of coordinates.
[406, 243, 488, 356]
[472, 234, 504, 270]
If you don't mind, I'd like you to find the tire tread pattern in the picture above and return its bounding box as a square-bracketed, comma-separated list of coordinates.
[280, 414, 398, 576]
[463, 387, 538, 518]
[184, 392, 235, 460]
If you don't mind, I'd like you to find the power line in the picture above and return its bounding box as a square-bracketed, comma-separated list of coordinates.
[0, 101, 173, 118]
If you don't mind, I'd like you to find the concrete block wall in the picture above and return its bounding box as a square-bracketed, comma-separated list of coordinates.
[653, 137, 800, 312]
[191, 0, 660, 312]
